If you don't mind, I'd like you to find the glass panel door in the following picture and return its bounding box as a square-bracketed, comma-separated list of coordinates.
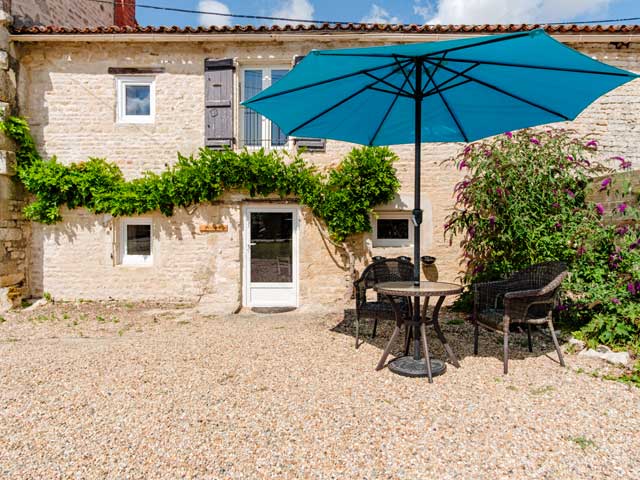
[244, 207, 298, 307]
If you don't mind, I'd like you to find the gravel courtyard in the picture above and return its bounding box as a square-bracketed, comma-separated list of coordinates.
[1, 301, 639, 479]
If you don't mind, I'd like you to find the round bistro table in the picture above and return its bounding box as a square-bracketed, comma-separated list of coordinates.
[374, 281, 463, 382]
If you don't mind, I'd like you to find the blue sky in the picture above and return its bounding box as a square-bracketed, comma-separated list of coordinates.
[136, 0, 639, 28]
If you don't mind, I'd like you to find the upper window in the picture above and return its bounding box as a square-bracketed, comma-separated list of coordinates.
[240, 68, 289, 149]
[116, 76, 155, 124]
[120, 218, 153, 266]
[372, 212, 413, 247]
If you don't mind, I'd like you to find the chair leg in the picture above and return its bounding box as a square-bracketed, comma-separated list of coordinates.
[355, 312, 360, 349]
[548, 319, 565, 367]
[527, 323, 533, 353]
[372, 317, 378, 339]
[503, 320, 510, 375]
[473, 321, 479, 355]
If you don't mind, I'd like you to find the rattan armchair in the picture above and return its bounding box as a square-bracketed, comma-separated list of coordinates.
[353, 257, 414, 349]
[472, 261, 568, 374]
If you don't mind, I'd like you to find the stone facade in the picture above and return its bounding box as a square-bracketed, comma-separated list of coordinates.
[0, 7, 22, 310]
[11, 34, 640, 313]
[10, 0, 114, 28]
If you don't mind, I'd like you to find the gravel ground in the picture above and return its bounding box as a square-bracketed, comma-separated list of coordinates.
[1, 301, 639, 479]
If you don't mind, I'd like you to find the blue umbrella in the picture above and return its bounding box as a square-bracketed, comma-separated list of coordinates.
[243, 29, 638, 378]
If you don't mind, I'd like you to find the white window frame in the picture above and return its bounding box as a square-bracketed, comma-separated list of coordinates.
[116, 76, 156, 124]
[372, 212, 413, 248]
[239, 66, 290, 150]
[120, 218, 153, 266]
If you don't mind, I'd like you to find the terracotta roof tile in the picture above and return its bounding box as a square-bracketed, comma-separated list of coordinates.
[11, 23, 640, 36]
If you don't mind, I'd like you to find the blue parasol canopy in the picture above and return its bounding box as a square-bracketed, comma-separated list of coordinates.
[243, 29, 637, 145]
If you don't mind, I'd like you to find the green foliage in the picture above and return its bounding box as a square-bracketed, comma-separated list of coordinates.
[1, 116, 399, 241]
[445, 128, 640, 352]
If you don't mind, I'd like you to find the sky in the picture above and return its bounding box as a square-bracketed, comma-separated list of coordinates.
[135, 0, 639, 28]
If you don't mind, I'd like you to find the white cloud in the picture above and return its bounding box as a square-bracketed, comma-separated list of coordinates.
[361, 4, 401, 24]
[271, 0, 315, 26]
[198, 0, 231, 27]
[414, 0, 613, 24]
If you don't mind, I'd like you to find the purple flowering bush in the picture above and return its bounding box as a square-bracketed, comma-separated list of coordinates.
[445, 128, 640, 352]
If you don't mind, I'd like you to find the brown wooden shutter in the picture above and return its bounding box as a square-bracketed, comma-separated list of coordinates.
[205, 58, 235, 150]
[291, 55, 326, 153]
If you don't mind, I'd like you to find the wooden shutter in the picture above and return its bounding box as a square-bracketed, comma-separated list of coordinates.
[291, 55, 326, 153]
[205, 58, 235, 150]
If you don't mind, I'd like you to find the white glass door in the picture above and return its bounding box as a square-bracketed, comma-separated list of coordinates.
[243, 206, 299, 307]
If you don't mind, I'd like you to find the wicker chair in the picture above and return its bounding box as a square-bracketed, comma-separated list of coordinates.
[353, 257, 414, 349]
[472, 261, 568, 374]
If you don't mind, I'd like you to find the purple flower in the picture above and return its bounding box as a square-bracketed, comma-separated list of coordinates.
[458, 159, 469, 170]
[489, 215, 496, 227]
[618, 203, 628, 214]
[468, 226, 476, 239]
[628, 282, 637, 295]
[504, 131, 513, 139]
[585, 140, 598, 149]
[552, 202, 560, 209]
[496, 187, 504, 197]
[566, 155, 575, 162]
[555, 222, 563, 229]
[612, 156, 632, 170]
[576, 246, 586, 256]
[472, 264, 484, 274]
[556, 304, 568, 312]
[611, 298, 621, 305]
[595, 203, 605, 215]
[630, 240, 640, 251]
[599, 177, 612, 191]
[484, 149, 492, 157]
[530, 137, 540, 145]
[463, 145, 472, 155]
[616, 225, 629, 236]
[565, 189, 575, 199]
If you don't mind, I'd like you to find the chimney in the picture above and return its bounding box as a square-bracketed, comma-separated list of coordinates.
[114, 0, 137, 27]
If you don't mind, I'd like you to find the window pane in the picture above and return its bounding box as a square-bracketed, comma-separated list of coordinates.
[270, 70, 289, 147]
[250, 212, 293, 283]
[125, 85, 151, 116]
[377, 219, 409, 239]
[244, 70, 263, 146]
[127, 224, 151, 256]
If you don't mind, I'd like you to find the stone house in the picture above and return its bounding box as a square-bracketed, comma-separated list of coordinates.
[0, 1, 638, 314]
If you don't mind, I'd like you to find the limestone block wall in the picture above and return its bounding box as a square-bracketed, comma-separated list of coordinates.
[14, 37, 640, 310]
[0, 6, 24, 311]
[11, 0, 114, 28]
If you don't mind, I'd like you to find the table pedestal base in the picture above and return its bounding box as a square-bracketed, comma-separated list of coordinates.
[388, 356, 446, 378]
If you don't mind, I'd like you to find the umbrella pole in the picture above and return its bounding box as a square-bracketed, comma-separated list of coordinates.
[412, 60, 423, 363]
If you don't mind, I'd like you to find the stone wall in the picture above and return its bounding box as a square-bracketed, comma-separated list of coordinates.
[14, 37, 640, 312]
[0, 6, 24, 311]
[11, 0, 114, 28]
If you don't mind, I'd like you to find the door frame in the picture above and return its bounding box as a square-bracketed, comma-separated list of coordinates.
[242, 204, 300, 308]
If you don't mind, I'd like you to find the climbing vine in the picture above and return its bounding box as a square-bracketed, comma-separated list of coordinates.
[1, 116, 400, 241]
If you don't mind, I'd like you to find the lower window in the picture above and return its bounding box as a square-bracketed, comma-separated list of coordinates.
[372, 213, 413, 247]
[121, 218, 153, 265]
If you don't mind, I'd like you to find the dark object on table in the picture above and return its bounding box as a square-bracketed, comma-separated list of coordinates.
[421, 255, 436, 266]
[472, 261, 568, 374]
[353, 258, 413, 349]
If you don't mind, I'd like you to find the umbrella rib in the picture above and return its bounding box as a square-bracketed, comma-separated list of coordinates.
[393, 56, 416, 93]
[417, 31, 533, 60]
[424, 57, 636, 77]
[423, 78, 473, 98]
[423, 60, 470, 142]
[364, 71, 414, 97]
[423, 57, 571, 121]
[288, 62, 412, 135]
[422, 62, 479, 96]
[244, 59, 412, 104]
[368, 63, 417, 146]
[368, 86, 414, 98]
